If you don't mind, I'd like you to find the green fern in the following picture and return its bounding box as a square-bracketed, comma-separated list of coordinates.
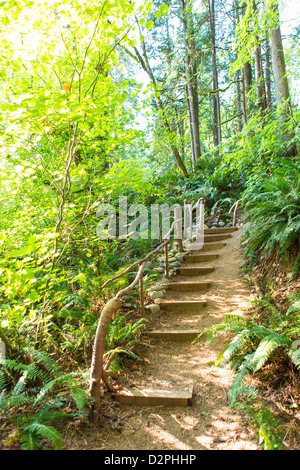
[0, 348, 89, 449]
[195, 293, 300, 407]
[242, 167, 300, 273]
[21, 423, 63, 450]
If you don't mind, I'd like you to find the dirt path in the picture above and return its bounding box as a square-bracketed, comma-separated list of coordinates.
[95, 228, 259, 450]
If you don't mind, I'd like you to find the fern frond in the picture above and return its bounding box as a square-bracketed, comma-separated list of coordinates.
[228, 353, 255, 406]
[22, 423, 63, 450]
[252, 334, 287, 373]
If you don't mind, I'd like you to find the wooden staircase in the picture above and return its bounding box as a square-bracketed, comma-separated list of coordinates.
[114, 226, 237, 407]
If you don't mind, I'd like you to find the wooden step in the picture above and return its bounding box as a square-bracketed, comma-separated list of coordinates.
[160, 299, 207, 312]
[184, 253, 219, 263]
[204, 227, 237, 234]
[199, 242, 227, 252]
[166, 281, 211, 292]
[145, 329, 201, 342]
[178, 266, 214, 276]
[114, 385, 194, 407]
[204, 233, 232, 242]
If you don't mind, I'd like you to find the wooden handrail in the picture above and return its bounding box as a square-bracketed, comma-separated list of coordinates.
[229, 199, 241, 227]
[89, 218, 182, 423]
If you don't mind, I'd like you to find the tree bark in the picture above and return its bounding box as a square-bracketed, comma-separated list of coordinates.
[252, 0, 267, 115]
[180, 0, 201, 167]
[208, 0, 222, 151]
[269, 1, 291, 113]
[264, 32, 272, 110]
[132, 26, 189, 178]
[269, 0, 296, 155]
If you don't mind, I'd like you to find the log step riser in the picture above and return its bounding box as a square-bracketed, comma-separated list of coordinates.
[114, 386, 194, 407]
[178, 267, 214, 276]
[184, 254, 219, 263]
[199, 243, 227, 252]
[166, 282, 211, 292]
[204, 234, 232, 242]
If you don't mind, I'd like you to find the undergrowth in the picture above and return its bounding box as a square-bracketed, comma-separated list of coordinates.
[194, 292, 300, 449]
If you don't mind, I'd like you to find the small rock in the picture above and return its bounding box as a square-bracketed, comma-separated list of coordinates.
[150, 291, 164, 300]
[148, 285, 163, 292]
[219, 221, 225, 227]
[154, 267, 164, 273]
[145, 304, 160, 313]
[154, 298, 161, 304]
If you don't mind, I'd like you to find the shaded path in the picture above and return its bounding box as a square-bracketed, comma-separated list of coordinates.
[97, 228, 259, 450]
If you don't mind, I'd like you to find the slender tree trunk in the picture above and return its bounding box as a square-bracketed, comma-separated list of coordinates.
[234, 0, 243, 131]
[126, 20, 189, 178]
[180, 0, 201, 167]
[269, 0, 296, 155]
[264, 32, 272, 109]
[240, 4, 253, 123]
[208, 0, 221, 151]
[269, 1, 291, 113]
[236, 69, 243, 132]
[252, 0, 267, 115]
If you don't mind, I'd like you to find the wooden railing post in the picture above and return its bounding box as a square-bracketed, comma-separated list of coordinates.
[174, 206, 183, 252]
[233, 200, 240, 227]
[139, 262, 144, 316]
[164, 241, 169, 278]
[229, 199, 241, 227]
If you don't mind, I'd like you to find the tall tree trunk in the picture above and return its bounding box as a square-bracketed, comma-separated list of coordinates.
[269, 1, 291, 114]
[264, 31, 272, 110]
[269, 0, 296, 155]
[252, 0, 267, 115]
[180, 0, 201, 167]
[234, 0, 243, 131]
[240, 4, 253, 123]
[208, 0, 222, 151]
[236, 69, 243, 132]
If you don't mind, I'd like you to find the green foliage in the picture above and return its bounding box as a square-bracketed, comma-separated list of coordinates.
[241, 161, 300, 272]
[105, 312, 147, 372]
[0, 348, 90, 449]
[234, 400, 284, 450]
[194, 292, 300, 449]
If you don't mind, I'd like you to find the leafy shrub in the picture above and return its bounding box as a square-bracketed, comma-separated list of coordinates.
[0, 348, 90, 450]
[194, 293, 300, 449]
[241, 162, 300, 273]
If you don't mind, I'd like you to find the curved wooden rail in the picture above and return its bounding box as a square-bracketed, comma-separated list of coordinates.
[89, 219, 181, 423]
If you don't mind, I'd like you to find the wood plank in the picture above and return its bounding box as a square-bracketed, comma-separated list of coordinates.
[204, 227, 237, 234]
[184, 253, 219, 263]
[178, 266, 214, 276]
[114, 385, 194, 407]
[204, 233, 232, 242]
[166, 281, 211, 292]
[199, 242, 227, 252]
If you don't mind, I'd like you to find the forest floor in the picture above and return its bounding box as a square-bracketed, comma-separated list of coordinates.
[64, 228, 262, 450]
